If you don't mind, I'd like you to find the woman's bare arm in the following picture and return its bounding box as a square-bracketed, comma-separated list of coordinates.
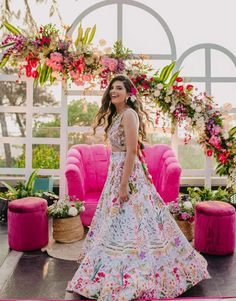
[120, 110, 139, 186]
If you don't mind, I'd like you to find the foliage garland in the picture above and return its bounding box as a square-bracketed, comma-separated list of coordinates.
[0, 22, 235, 192]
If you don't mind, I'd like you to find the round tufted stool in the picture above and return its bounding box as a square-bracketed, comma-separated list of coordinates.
[194, 200, 236, 255]
[8, 197, 48, 251]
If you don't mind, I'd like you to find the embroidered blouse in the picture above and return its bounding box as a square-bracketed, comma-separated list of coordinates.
[107, 108, 139, 151]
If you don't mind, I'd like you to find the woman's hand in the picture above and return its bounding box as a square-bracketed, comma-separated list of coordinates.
[118, 183, 129, 203]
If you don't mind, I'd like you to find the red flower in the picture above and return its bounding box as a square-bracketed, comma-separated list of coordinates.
[155, 273, 159, 278]
[218, 153, 228, 164]
[31, 70, 39, 78]
[187, 84, 194, 91]
[123, 273, 131, 279]
[172, 85, 178, 90]
[206, 149, 213, 157]
[173, 267, 178, 273]
[26, 70, 31, 77]
[30, 59, 39, 68]
[177, 86, 184, 92]
[176, 77, 183, 82]
[97, 272, 105, 278]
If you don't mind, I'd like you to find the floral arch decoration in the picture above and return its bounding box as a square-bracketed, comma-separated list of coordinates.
[0, 22, 236, 192]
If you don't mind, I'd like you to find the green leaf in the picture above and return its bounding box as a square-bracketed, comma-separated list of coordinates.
[82, 27, 91, 45]
[229, 126, 236, 137]
[33, 63, 41, 88]
[0, 181, 17, 196]
[75, 23, 83, 47]
[0, 42, 15, 49]
[45, 66, 52, 82]
[163, 61, 176, 82]
[168, 70, 180, 86]
[26, 169, 39, 193]
[159, 65, 169, 82]
[39, 63, 47, 86]
[50, 73, 56, 84]
[3, 21, 21, 35]
[0, 55, 10, 68]
[87, 24, 96, 44]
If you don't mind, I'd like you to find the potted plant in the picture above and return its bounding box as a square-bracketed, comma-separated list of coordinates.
[0, 169, 39, 222]
[0, 190, 15, 222]
[47, 195, 85, 243]
[168, 194, 196, 241]
[187, 186, 232, 205]
[15, 145, 59, 193]
[1, 169, 39, 199]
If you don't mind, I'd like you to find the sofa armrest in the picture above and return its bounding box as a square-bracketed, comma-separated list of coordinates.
[157, 156, 182, 204]
[65, 161, 85, 200]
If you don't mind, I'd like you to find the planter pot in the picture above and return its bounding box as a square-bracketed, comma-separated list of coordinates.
[176, 220, 194, 242]
[0, 198, 9, 222]
[52, 215, 84, 243]
[34, 177, 54, 193]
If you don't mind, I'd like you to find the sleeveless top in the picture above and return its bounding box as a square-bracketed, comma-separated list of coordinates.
[107, 108, 139, 151]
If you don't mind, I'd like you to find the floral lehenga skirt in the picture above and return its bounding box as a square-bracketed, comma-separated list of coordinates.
[66, 151, 210, 301]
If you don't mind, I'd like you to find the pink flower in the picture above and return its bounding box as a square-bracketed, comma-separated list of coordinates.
[45, 52, 63, 72]
[82, 74, 93, 82]
[130, 87, 137, 95]
[212, 125, 221, 136]
[108, 58, 118, 72]
[179, 212, 190, 220]
[101, 56, 118, 72]
[209, 135, 221, 150]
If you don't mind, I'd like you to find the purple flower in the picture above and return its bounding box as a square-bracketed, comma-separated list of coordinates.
[140, 251, 146, 260]
[89, 231, 94, 237]
[174, 237, 181, 246]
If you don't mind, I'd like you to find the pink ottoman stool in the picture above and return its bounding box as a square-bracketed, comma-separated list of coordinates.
[8, 197, 49, 251]
[194, 200, 236, 255]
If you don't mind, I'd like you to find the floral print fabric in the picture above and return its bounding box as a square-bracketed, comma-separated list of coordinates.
[66, 149, 210, 300]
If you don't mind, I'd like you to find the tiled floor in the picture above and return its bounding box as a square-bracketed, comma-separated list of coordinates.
[0, 222, 236, 300]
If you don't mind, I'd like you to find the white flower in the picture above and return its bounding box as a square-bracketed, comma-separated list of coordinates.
[170, 105, 175, 113]
[222, 131, 229, 140]
[157, 83, 164, 90]
[104, 47, 112, 54]
[99, 39, 107, 46]
[195, 106, 202, 113]
[80, 206, 85, 212]
[154, 89, 160, 97]
[164, 96, 171, 103]
[68, 207, 78, 217]
[130, 95, 136, 103]
[183, 201, 193, 210]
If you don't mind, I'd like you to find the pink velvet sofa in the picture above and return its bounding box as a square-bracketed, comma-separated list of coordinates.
[65, 144, 182, 226]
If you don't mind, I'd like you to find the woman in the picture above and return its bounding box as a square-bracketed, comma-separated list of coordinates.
[66, 74, 210, 301]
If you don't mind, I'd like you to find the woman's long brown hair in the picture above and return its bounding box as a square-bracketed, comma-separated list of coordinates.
[92, 74, 152, 143]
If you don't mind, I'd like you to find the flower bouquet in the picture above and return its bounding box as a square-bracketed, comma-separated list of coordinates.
[168, 195, 197, 241]
[47, 195, 85, 243]
[47, 195, 85, 218]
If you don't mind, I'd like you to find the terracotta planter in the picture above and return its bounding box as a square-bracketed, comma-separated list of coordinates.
[53, 215, 84, 243]
[176, 220, 194, 242]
